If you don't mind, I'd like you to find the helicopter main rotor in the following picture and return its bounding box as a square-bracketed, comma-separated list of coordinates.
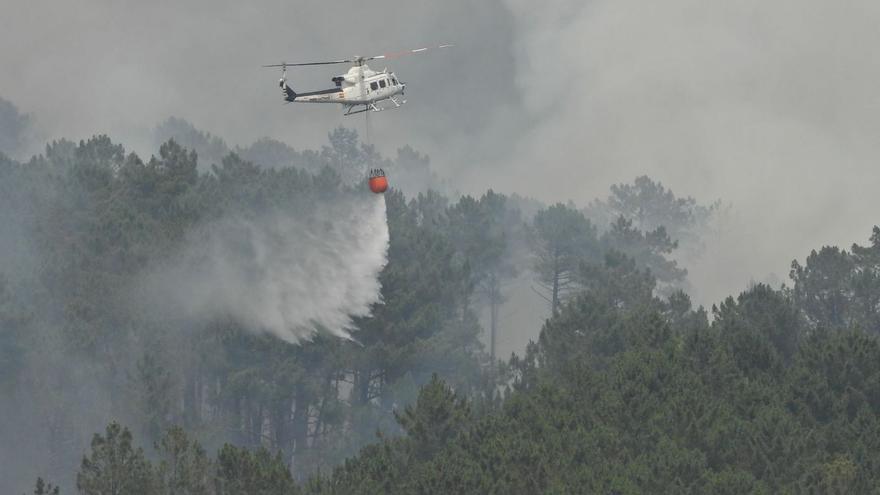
[262, 44, 453, 69]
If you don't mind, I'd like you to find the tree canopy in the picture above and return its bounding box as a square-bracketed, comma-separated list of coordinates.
[3, 124, 880, 494]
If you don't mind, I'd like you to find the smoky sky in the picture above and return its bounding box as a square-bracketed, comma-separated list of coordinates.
[3, 0, 880, 304]
[494, 0, 880, 304]
[0, 0, 519, 158]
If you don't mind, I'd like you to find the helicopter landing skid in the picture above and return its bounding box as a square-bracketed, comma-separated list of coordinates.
[344, 106, 370, 116]
[343, 97, 406, 116]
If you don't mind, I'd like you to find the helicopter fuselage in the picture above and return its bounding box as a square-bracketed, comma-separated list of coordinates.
[267, 44, 451, 115]
[281, 64, 406, 114]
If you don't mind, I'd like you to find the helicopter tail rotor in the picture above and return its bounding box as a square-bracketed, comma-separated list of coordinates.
[279, 75, 297, 102]
[270, 63, 297, 102]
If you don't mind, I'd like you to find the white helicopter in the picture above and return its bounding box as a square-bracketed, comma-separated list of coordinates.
[264, 44, 452, 115]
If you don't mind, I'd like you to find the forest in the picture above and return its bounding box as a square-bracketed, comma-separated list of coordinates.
[3, 103, 880, 494]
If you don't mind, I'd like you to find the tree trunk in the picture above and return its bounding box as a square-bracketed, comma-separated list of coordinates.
[183, 369, 198, 427]
[273, 399, 292, 453]
[490, 298, 499, 361]
[252, 403, 264, 447]
[352, 368, 371, 406]
[291, 383, 310, 458]
[551, 266, 560, 316]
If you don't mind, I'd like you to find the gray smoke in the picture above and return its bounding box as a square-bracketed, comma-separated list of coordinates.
[144, 193, 389, 341]
[4, 0, 880, 340]
[0, 0, 515, 161]
[481, 0, 880, 306]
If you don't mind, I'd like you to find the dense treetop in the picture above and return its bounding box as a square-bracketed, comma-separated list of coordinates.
[3, 122, 879, 494]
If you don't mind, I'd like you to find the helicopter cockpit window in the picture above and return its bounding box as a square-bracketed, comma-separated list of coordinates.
[379, 79, 387, 88]
[370, 81, 379, 91]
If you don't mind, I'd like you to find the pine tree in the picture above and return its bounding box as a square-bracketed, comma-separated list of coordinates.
[76, 422, 157, 495]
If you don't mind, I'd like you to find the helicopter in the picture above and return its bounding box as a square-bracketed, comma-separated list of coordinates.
[264, 44, 452, 115]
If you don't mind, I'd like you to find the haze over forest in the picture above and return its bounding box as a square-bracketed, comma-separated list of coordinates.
[5, 0, 880, 305]
[3, 1, 880, 493]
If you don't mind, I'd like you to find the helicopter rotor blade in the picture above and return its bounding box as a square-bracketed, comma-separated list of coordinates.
[365, 43, 454, 61]
[263, 59, 354, 68]
[263, 44, 453, 68]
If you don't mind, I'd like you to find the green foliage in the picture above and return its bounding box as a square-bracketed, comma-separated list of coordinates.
[446, 190, 521, 359]
[214, 444, 298, 495]
[0, 275, 27, 389]
[320, 127, 372, 185]
[4, 129, 489, 493]
[394, 374, 471, 460]
[235, 137, 327, 173]
[155, 426, 212, 495]
[579, 250, 659, 311]
[713, 284, 803, 366]
[303, 255, 880, 493]
[602, 215, 687, 287]
[530, 203, 600, 314]
[136, 353, 176, 443]
[154, 117, 229, 168]
[587, 175, 721, 259]
[387, 145, 440, 194]
[76, 422, 156, 495]
[0, 96, 31, 157]
[29, 478, 60, 495]
[791, 228, 880, 333]
[10, 126, 880, 493]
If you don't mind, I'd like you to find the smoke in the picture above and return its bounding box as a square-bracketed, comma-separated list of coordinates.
[5, 0, 880, 346]
[145, 192, 389, 342]
[482, 0, 880, 306]
[0, 0, 516, 163]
